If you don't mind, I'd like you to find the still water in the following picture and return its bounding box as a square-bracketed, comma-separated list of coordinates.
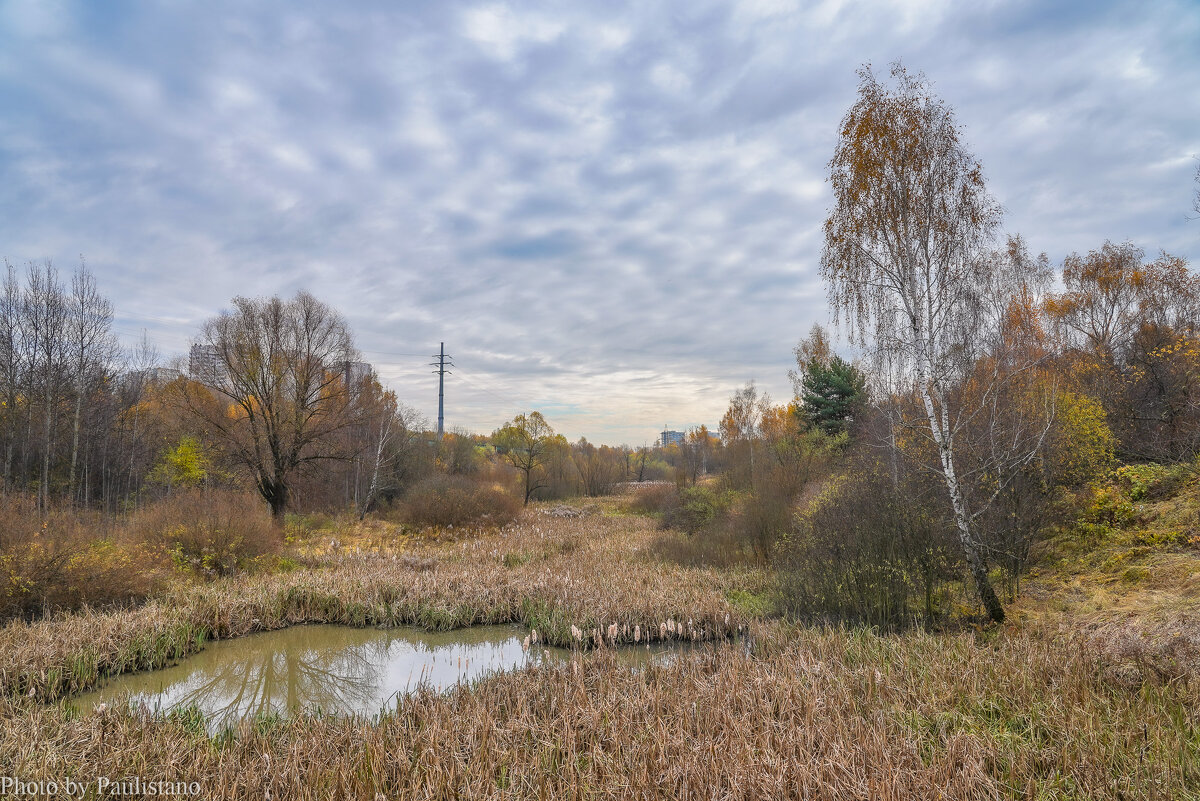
[71, 625, 673, 730]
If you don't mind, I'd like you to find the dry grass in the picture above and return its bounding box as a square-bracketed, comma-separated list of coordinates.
[2, 497, 1199, 798]
[400, 475, 522, 529]
[0, 494, 159, 621]
[1, 628, 1196, 799]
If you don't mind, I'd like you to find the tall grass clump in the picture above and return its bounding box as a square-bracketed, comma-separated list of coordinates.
[130, 490, 279, 578]
[400, 474, 521, 529]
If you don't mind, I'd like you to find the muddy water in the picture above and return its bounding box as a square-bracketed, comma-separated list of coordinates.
[70, 625, 675, 730]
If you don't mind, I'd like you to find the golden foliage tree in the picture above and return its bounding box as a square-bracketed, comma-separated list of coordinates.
[821, 63, 1054, 623]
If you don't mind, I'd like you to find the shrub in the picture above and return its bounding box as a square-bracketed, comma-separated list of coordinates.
[1113, 462, 1190, 502]
[626, 482, 679, 516]
[1048, 392, 1116, 487]
[401, 474, 521, 529]
[661, 486, 734, 535]
[131, 490, 279, 577]
[722, 484, 794, 561]
[0, 494, 157, 621]
[776, 466, 960, 629]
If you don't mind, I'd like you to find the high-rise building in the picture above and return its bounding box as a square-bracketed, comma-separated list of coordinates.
[659, 429, 685, 449]
[188, 344, 224, 382]
[340, 360, 373, 390]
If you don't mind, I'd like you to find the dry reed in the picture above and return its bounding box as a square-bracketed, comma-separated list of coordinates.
[1, 503, 1197, 798]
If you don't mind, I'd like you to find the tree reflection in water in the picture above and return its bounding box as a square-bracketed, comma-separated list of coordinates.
[73, 625, 554, 730]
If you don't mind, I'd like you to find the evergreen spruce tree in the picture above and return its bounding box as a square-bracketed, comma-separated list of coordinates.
[799, 355, 865, 436]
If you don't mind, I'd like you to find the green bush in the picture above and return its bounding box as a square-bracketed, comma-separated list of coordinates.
[661, 486, 735, 535]
[1113, 463, 1190, 502]
[775, 466, 959, 629]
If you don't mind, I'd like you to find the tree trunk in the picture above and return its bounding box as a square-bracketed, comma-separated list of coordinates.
[262, 479, 288, 519]
[41, 389, 53, 511]
[68, 387, 82, 503]
[358, 420, 388, 520]
[918, 356, 1005, 623]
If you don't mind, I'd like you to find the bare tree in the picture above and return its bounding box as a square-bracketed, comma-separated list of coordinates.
[719, 382, 770, 491]
[677, 426, 713, 485]
[21, 262, 70, 511]
[65, 261, 118, 503]
[572, 438, 624, 497]
[358, 393, 427, 519]
[1193, 159, 1199, 221]
[180, 291, 358, 517]
[633, 445, 650, 482]
[0, 263, 22, 487]
[821, 64, 1052, 623]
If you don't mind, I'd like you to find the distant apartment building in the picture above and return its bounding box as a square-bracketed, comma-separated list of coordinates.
[339, 359, 373, 390]
[188, 344, 226, 383]
[659, 429, 685, 449]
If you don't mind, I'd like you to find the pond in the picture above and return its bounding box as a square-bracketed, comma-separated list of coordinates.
[70, 624, 678, 730]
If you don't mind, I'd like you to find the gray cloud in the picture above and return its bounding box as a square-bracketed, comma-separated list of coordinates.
[1, 0, 1198, 444]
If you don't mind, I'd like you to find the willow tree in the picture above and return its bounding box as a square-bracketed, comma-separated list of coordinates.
[821, 64, 1051, 623]
[181, 291, 358, 517]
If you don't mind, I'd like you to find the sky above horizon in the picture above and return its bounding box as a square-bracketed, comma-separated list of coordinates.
[2, 0, 1198, 445]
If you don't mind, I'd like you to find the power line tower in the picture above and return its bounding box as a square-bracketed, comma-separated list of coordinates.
[430, 342, 453, 439]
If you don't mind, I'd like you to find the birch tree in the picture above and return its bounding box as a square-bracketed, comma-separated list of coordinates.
[821, 64, 1051, 623]
[719, 382, 770, 491]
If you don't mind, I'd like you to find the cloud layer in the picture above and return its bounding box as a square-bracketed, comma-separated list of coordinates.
[2, 0, 1198, 443]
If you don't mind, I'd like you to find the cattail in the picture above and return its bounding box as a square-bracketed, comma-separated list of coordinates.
[607, 622, 618, 641]
[571, 624, 583, 641]
[531, 629, 538, 645]
[634, 625, 641, 642]
[522, 635, 530, 651]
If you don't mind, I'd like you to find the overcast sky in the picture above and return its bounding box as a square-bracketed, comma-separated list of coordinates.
[2, 0, 1198, 444]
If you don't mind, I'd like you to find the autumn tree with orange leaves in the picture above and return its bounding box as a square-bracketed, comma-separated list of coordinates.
[1047, 241, 1200, 460]
[821, 63, 1055, 623]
